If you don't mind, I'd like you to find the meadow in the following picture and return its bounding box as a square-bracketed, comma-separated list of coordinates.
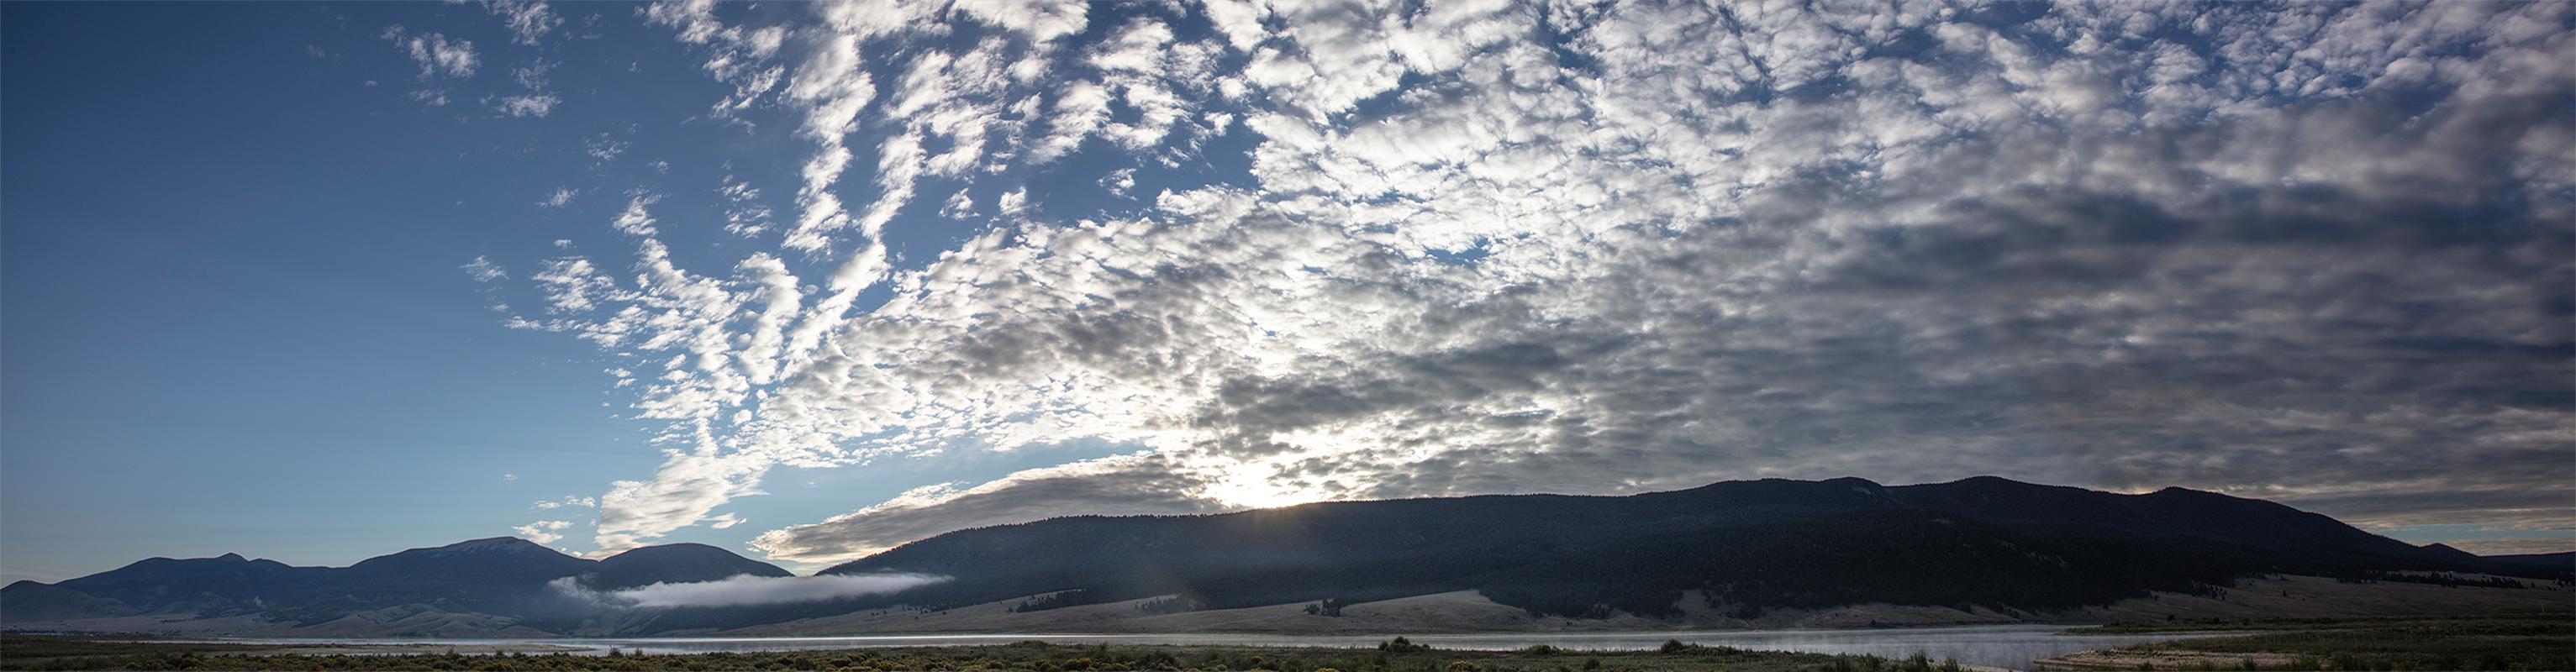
[2045, 614, 2573, 670]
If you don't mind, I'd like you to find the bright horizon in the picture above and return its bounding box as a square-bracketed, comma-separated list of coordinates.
[6, 0, 2572, 585]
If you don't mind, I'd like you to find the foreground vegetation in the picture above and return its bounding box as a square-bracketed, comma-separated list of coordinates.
[0, 638, 1963, 672]
[2072, 613, 2570, 635]
[2047, 614, 2573, 670]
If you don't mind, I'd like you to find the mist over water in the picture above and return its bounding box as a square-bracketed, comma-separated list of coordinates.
[551, 573, 951, 609]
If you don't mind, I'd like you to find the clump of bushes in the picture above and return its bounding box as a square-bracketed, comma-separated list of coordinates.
[1378, 637, 1430, 653]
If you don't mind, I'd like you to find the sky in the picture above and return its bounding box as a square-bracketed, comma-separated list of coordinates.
[3, 0, 2570, 583]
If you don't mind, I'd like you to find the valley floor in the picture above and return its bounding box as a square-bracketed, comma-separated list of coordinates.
[7, 615, 2568, 671]
[9, 615, 2570, 672]
[2032, 613, 2573, 670]
[3, 575, 2566, 641]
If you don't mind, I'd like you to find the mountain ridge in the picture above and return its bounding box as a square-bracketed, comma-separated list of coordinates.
[5, 476, 2565, 637]
[812, 476, 2556, 622]
[2, 537, 792, 631]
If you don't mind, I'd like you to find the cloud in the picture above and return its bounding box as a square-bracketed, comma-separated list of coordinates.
[538, 188, 576, 209]
[385, 27, 477, 78]
[528, 257, 614, 313]
[514, 520, 572, 544]
[552, 573, 949, 609]
[949, 0, 1088, 45]
[487, 1, 2575, 565]
[719, 175, 773, 237]
[496, 94, 559, 118]
[585, 134, 628, 165]
[535, 496, 597, 510]
[479, 0, 561, 46]
[495, 61, 559, 118]
[752, 455, 1230, 563]
[593, 454, 761, 554]
[461, 256, 507, 282]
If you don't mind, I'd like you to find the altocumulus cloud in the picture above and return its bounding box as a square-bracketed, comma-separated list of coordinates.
[551, 574, 950, 609]
[471, 1, 2576, 564]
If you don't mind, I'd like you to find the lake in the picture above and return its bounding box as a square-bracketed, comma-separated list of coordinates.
[200, 625, 2231, 670]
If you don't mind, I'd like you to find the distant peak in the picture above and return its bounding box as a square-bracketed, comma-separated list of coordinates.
[633, 542, 723, 552]
[603, 542, 761, 563]
[213, 553, 248, 562]
[439, 537, 550, 552]
[1916, 475, 2043, 492]
[2420, 543, 2479, 557]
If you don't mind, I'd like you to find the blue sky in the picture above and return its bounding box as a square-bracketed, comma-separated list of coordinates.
[5, 1, 2571, 582]
[0, 1, 1130, 580]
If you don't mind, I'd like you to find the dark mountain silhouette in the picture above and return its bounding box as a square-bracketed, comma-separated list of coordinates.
[593, 543, 794, 590]
[2420, 543, 2483, 560]
[2484, 551, 2575, 570]
[29, 552, 307, 619]
[4, 477, 2561, 636]
[816, 476, 2563, 620]
[2, 538, 788, 629]
[0, 582, 139, 622]
[350, 537, 596, 580]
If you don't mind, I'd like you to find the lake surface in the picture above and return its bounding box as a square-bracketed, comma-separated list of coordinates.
[203, 625, 2230, 670]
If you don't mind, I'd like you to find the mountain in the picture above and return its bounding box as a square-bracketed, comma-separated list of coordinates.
[1, 538, 789, 632]
[594, 543, 794, 590]
[0, 581, 138, 622]
[6, 477, 2563, 637]
[816, 476, 2561, 621]
[2484, 551, 2576, 570]
[349, 537, 598, 580]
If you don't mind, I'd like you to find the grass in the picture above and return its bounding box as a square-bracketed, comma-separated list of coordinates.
[0, 637, 1972, 672]
[2066, 613, 2571, 634]
[2052, 614, 2574, 670]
